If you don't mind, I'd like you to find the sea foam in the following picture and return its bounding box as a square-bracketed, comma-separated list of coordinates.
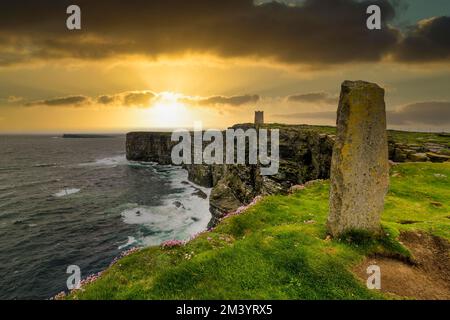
[53, 188, 80, 197]
[120, 165, 211, 247]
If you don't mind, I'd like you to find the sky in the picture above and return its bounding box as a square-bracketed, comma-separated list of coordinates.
[0, 0, 449, 133]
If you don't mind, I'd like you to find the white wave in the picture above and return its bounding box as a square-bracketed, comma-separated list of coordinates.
[79, 155, 128, 168]
[32, 163, 57, 168]
[118, 236, 137, 250]
[120, 165, 212, 247]
[53, 188, 80, 197]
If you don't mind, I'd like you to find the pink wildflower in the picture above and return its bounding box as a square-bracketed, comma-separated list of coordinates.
[160, 239, 185, 248]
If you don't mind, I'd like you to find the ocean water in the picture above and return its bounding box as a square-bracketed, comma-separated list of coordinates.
[0, 135, 211, 299]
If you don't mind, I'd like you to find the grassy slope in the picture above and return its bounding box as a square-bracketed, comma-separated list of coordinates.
[70, 163, 450, 300]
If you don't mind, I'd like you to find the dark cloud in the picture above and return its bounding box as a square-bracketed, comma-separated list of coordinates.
[274, 101, 450, 126]
[97, 95, 116, 105]
[0, 0, 404, 66]
[190, 94, 260, 106]
[24, 91, 156, 108]
[123, 91, 155, 107]
[287, 92, 337, 104]
[21, 91, 258, 108]
[25, 95, 89, 107]
[95, 91, 156, 107]
[394, 16, 450, 62]
[387, 101, 450, 125]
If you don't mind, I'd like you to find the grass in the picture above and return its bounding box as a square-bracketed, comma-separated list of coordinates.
[387, 130, 450, 147]
[68, 162, 450, 300]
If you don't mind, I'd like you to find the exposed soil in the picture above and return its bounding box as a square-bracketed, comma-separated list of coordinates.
[353, 231, 450, 300]
[398, 220, 421, 225]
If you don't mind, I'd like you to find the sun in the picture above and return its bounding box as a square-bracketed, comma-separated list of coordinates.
[148, 92, 189, 128]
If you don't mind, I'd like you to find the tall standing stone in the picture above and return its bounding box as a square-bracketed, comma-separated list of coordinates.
[327, 80, 389, 237]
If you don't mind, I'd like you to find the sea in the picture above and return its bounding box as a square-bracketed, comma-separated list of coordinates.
[0, 135, 212, 299]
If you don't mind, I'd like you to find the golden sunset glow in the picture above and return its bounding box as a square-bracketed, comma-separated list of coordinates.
[0, 1, 449, 133]
[146, 92, 189, 128]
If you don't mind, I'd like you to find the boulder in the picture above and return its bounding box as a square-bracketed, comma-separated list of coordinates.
[427, 152, 450, 163]
[408, 153, 429, 162]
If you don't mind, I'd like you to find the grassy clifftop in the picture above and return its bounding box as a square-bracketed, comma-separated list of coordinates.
[258, 123, 450, 147]
[68, 162, 450, 300]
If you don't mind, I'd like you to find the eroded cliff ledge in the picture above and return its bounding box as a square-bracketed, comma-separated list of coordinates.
[126, 124, 450, 227]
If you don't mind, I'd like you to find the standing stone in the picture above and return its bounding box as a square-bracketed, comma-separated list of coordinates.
[327, 80, 389, 237]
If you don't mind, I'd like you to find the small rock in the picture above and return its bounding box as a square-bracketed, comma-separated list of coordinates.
[192, 189, 208, 199]
[427, 152, 450, 163]
[388, 160, 398, 167]
[173, 201, 185, 209]
[289, 185, 305, 193]
[305, 179, 324, 188]
[408, 153, 429, 162]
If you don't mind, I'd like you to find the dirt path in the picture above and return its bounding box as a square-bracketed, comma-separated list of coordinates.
[353, 231, 450, 300]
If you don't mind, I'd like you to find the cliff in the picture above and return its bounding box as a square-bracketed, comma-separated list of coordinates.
[126, 125, 334, 227]
[126, 132, 175, 164]
[126, 125, 450, 227]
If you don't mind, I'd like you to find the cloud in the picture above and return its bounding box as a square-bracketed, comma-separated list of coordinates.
[0, 0, 405, 66]
[21, 90, 258, 108]
[123, 91, 155, 107]
[96, 95, 117, 105]
[0, 95, 24, 104]
[394, 16, 450, 62]
[24, 91, 156, 108]
[96, 91, 156, 107]
[273, 111, 336, 120]
[287, 92, 337, 104]
[274, 101, 450, 126]
[387, 101, 450, 125]
[184, 94, 260, 106]
[6, 95, 23, 103]
[25, 95, 90, 107]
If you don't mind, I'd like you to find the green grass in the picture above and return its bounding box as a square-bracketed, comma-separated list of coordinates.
[384, 163, 450, 240]
[69, 163, 450, 300]
[387, 130, 450, 147]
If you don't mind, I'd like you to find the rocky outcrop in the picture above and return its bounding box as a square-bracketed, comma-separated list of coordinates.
[328, 81, 389, 236]
[126, 127, 334, 227]
[388, 140, 450, 163]
[126, 132, 175, 164]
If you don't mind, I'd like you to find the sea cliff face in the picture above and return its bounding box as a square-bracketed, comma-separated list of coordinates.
[126, 132, 175, 165]
[126, 126, 335, 227]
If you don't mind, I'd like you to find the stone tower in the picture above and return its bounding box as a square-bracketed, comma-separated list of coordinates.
[254, 111, 264, 125]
